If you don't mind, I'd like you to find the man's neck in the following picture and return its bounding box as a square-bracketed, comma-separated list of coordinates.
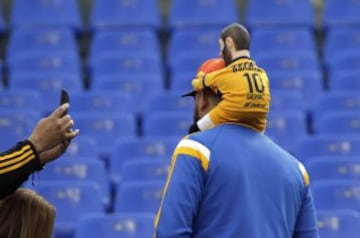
[231, 50, 250, 59]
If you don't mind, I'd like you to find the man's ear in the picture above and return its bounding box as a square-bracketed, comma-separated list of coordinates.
[224, 36, 235, 50]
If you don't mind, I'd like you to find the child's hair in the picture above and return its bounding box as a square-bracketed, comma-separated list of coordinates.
[0, 188, 56, 238]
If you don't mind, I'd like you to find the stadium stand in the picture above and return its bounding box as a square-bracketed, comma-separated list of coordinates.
[0, 0, 357, 237]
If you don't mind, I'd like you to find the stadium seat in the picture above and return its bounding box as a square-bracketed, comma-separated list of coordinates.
[62, 136, 99, 158]
[89, 54, 163, 79]
[269, 71, 323, 111]
[326, 52, 360, 76]
[314, 111, 360, 135]
[167, 28, 221, 62]
[306, 158, 360, 183]
[251, 28, 317, 59]
[0, 9, 5, 33]
[31, 181, 105, 238]
[73, 113, 137, 153]
[266, 111, 308, 153]
[7, 53, 82, 79]
[110, 136, 178, 167]
[317, 209, 360, 238]
[323, 28, 360, 60]
[142, 112, 192, 137]
[38, 160, 111, 206]
[143, 91, 194, 115]
[118, 159, 169, 184]
[75, 213, 155, 238]
[312, 92, 360, 123]
[245, 0, 314, 29]
[89, 29, 160, 63]
[167, 0, 238, 30]
[269, 90, 306, 112]
[114, 181, 164, 213]
[170, 72, 196, 91]
[7, 28, 78, 61]
[10, 0, 82, 31]
[0, 90, 41, 112]
[329, 70, 360, 92]
[0, 111, 40, 150]
[68, 91, 135, 114]
[323, 0, 360, 29]
[254, 52, 321, 76]
[295, 135, 360, 162]
[90, 0, 161, 31]
[8, 73, 83, 114]
[311, 180, 360, 211]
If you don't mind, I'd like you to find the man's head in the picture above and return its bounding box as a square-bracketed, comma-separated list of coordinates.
[219, 23, 250, 65]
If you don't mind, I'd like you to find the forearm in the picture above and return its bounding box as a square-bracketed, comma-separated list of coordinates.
[0, 140, 42, 199]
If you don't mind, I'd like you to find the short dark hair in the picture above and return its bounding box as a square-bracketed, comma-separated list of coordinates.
[220, 23, 250, 50]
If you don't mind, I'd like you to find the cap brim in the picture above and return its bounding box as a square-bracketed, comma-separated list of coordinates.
[181, 90, 196, 97]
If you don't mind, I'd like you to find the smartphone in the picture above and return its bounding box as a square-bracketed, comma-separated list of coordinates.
[59, 88, 69, 116]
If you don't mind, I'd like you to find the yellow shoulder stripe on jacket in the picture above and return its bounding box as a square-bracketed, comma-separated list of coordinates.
[173, 138, 211, 172]
[298, 162, 310, 186]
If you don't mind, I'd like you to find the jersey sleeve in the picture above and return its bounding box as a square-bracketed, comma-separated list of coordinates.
[0, 140, 42, 199]
[154, 138, 209, 238]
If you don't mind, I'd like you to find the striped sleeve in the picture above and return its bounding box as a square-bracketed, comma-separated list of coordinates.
[0, 140, 41, 199]
[154, 138, 210, 237]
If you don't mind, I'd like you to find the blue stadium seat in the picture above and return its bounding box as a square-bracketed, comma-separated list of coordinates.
[38, 160, 110, 206]
[266, 111, 308, 153]
[142, 112, 192, 137]
[324, 28, 360, 60]
[312, 92, 360, 123]
[254, 52, 321, 76]
[295, 135, 360, 162]
[311, 180, 360, 211]
[251, 28, 317, 59]
[323, 0, 360, 29]
[114, 181, 164, 213]
[168, 28, 221, 61]
[0, 110, 40, 150]
[317, 209, 360, 238]
[118, 159, 169, 184]
[110, 136, 178, 165]
[90, 0, 160, 31]
[269, 71, 323, 111]
[314, 111, 360, 135]
[7, 28, 78, 61]
[75, 213, 155, 238]
[269, 90, 306, 112]
[10, 0, 82, 31]
[245, 0, 314, 29]
[73, 112, 137, 155]
[89, 29, 160, 63]
[306, 158, 360, 183]
[68, 91, 135, 114]
[89, 54, 163, 79]
[170, 72, 196, 92]
[326, 52, 360, 76]
[168, 0, 238, 30]
[7, 53, 82, 79]
[0, 8, 5, 33]
[62, 136, 99, 158]
[143, 91, 194, 115]
[8, 73, 83, 114]
[31, 181, 105, 238]
[0, 90, 41, 112]
[329, 70, 360, 92]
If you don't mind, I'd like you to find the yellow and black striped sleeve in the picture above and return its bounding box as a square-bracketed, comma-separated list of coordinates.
[0, 140, 42, 199]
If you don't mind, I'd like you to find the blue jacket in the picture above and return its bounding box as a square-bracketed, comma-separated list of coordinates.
[154, 124, 318, 238]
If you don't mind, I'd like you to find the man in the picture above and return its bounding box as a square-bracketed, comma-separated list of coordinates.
[0, 103, 79, 199]
[153, 58, 318, 236]
[189, 23, 270, 134]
